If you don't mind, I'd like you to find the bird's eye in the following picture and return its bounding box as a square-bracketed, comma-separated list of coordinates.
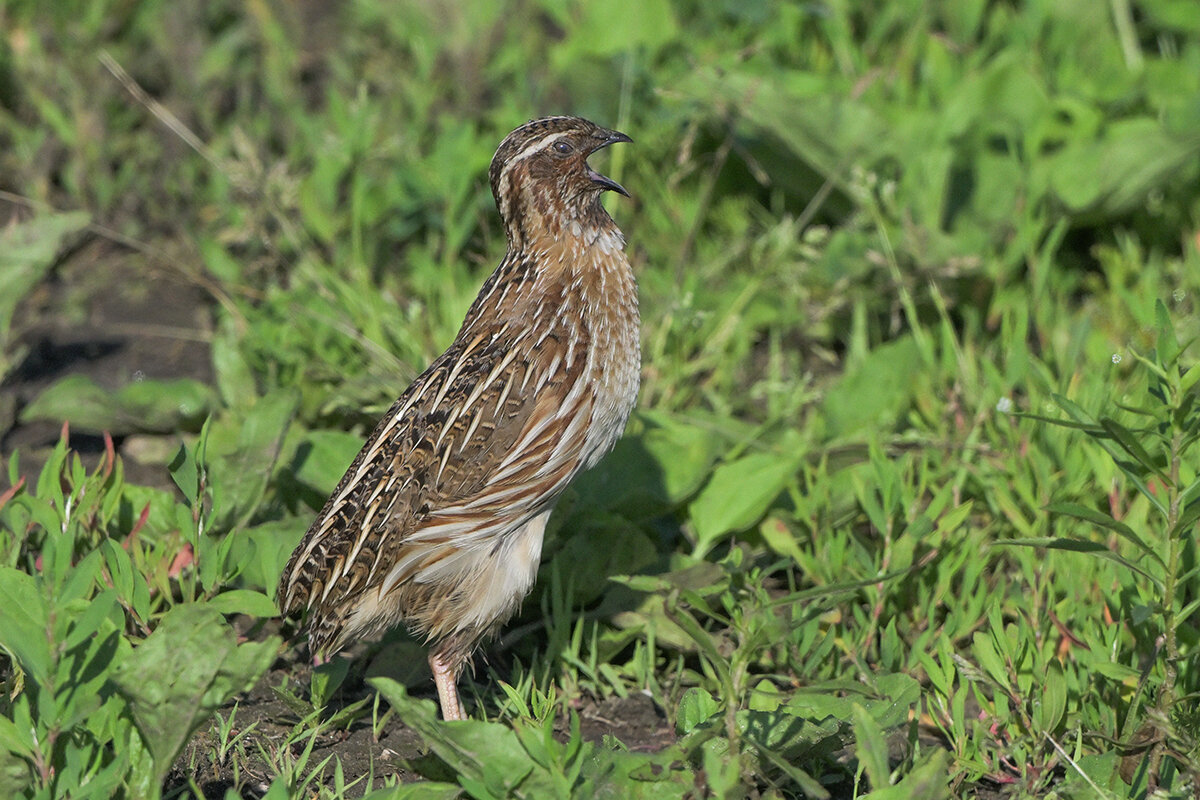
[552, 141, 574, 156]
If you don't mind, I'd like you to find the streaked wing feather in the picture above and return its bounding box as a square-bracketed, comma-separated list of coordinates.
[278, 311, 590, 634]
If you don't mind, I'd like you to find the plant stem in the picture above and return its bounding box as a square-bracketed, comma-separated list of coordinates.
[1160, 431, 1183, 703]
[1149, 429, 1184, 788]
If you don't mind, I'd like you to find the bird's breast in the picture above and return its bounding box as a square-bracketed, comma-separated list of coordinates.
[524, 222, 641, 470]
[578, 247, 641, 469]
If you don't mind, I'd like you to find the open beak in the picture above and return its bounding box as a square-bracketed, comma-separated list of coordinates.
[586, 129, 632, 197]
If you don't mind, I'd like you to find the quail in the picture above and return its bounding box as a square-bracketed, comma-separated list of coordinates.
[278, 116, 639, 720]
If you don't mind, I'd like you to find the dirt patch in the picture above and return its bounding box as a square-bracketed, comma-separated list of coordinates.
[1, 231, 212, 490]
[170, 662, 426, 797]
[169, 645, 676, 798]
[579, 692, 675, 751]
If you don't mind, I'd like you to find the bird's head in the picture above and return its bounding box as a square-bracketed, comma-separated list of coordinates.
[489, 116, 631, 245]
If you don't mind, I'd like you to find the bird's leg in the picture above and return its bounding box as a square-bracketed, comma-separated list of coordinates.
[429, 651, 466, 720]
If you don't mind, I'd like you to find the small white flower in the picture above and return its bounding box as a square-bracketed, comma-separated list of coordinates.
[995, 397, 1014, 414]
[1173, 288, 1185, 302]
[1112, 353, 1122, 364]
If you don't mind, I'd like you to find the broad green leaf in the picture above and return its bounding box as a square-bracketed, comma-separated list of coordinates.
[549, 513, 656, 604]
[917, 649, 951, 699]
[211, 315, 258, 409]
[0, 567, 51, 686]
[111, 604, 278, 789]
[292, 429, 364, 496]
[223, 518, 308, 598]
[0, 210, 90, 345]
[100, 539, 135, 596]
[749, 678, 786, 712]
[0, 713, 33, 760]
[865, 673, 921, 728]
[310, 657, 351, 710]
[862, 750, 950, 799]
[1061, 752, 1122, 795]
[638, 411, 722, 502]
[101, 539, 151, 623]
[852, 703, 890, 792]
[360, 784, 462, 800]
[0, 747, 31, 799]
[53, 607, 121, 731]
[1089, 661, 1140, 682]
[60, 588, 118, 652]
[1039, 118, 1200, 214]
[59, 549, 104, 606]
[35, 430, 69, 516]
[260, 776, 293, 800]
[971, 632, 1010, 691]
[1181, 361, 1200, 394]
[676, 687, 720, 735]
[371, 678, 535, 795]
[377, 676, 693, 797]
[572, 412, 720, 519]
[934, 501, 975, 538]
[1036, 662, 1067, 733]
[21, 374, 212, 436]
[205, 589, 279, 617]
[1154, 298, 1178, 366]
[689, 450, 801, 557]
[822, 337, 923, 438]
[197, 236, 242, 284]
[737, 701, 843, 759]
[207, 388, 300, 532]
[169, 438, 201, 507]
[118, 485, 187, 538]
[759, 515, 805, 562]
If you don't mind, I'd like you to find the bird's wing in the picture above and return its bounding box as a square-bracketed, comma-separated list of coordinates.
[278, 314, 591, 617]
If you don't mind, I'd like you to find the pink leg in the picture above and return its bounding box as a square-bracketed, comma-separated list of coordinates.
[429, 651, 466, 720]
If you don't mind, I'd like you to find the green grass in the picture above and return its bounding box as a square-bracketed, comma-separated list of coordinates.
[2, 0, 1200, 797]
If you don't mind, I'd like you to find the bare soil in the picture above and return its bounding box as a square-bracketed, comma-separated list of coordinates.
[170, 649, 674, 798]
[1, 233, 212, 489]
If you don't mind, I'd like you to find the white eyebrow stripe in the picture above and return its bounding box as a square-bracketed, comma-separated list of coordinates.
[507, 131, 570, 169]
